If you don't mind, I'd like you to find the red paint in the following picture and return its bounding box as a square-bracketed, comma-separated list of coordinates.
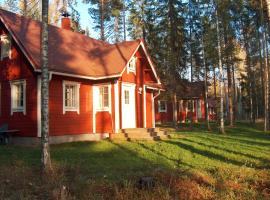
[146, 90, 153, 128]
[0, 20, 160, 138]
[0, 23, 37, 137]
[120, 47, 157, 129]
[61, 17, 71, 30]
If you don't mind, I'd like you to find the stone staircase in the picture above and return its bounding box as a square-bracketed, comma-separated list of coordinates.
[111, 128, 170, 141]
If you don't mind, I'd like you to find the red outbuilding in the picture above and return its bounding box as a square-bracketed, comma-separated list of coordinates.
[155, 80, 216, 124]
[0, 9, 163, 143]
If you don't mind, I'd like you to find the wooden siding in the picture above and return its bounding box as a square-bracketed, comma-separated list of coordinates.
[0, 23, 37, 137]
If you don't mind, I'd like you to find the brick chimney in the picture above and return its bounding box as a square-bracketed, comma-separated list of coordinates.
[61, 12, 71, 30]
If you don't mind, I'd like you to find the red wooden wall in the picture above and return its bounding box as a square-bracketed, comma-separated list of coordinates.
[0, 23, 38, 137]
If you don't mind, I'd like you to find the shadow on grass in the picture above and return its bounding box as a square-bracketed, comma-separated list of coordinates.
[163, 140, 267, 169]
[181, 138, 270, 169]
[195, 134, 270, 153]
[135, 142, 194, 169]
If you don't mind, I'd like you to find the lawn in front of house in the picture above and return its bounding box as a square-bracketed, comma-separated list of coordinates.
[0, 122, 269, 199]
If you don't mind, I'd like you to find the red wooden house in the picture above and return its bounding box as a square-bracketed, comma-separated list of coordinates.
[155, 80, 216, 124]
[0, 9, 163, 143]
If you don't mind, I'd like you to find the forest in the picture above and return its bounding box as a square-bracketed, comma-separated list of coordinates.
[2, 0, 270, 132]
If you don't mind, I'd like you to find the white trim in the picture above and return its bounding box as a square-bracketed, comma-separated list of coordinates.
[62, 80, 80, 114]
[119, 44, 141, 77]
[114, 80, 119, 133]
[51, 71, 121, 81]
[37, 76, 41, 137]
[152, 90, 161, 128]
[92, 83, 112, 133]
[158, 100, 167, 113]
[143, 85, 146, 128]
[151, 93, 155, 128]
[127, 56, 136, 74]
[121, 83, 136, 129]
[122, 81, 136, 86]
[140, 41, 161, 84]
[10, 79, 26, 115]
[92, 86, 97, 133]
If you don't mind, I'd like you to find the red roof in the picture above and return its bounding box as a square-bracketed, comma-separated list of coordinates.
[0, 9, 142, 79]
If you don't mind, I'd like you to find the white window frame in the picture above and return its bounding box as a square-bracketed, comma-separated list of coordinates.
[63, 81, 80, 114]
[96, 84, 111, 112]
[10, 79, 26, 115]
[158, 100, 167, 113]
[1, 34, 12, 60]
[127, 56, 136, 74]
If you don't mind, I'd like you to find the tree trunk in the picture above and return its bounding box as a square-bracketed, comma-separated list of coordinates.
[216, 8, 225, 134]
[201, 21, 211, 131]
[114, 15, 119, 42]
[261, 0, 270, 131]
[123, 1, 126, 41]
[41, 0, 51, 172]
[172, 92, 178, 128]
[100, 0, 105, 41]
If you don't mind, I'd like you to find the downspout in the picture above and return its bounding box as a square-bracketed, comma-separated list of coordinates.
[152, 89, 161, 128]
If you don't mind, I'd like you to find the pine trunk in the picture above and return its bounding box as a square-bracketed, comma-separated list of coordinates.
[100, 0, 105, 41]
[216, 9, 225, 134]
[41, 0, 51, 172]
[261, 0, 270, 131]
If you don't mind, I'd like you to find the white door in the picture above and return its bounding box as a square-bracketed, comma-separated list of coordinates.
[122, 84, 136, 128]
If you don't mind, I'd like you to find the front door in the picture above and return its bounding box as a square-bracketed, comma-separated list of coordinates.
[121, 83, 136, 128]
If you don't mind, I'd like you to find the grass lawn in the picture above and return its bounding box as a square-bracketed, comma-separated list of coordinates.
[0, 122, 270, 199]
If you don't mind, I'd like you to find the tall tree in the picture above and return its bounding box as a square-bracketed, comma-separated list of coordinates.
[2, 0, 18, 12]
[41, 0, 51, 172]
[215, 5, 225, 134]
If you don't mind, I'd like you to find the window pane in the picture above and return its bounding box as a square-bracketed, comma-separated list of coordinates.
[99, 86, 109, 109]
[65, 85, 76, 108]
[124, 90, 129, 104]
[1, 35, 11, 59]
[12, 82, 24, 110]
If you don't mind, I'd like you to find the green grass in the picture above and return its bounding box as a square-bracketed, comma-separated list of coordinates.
[0, 122, 270, 199]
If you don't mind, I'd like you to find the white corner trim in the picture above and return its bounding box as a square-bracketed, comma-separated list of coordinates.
[93, 85, 97, 133]
[143, 85, 146, 128]
[10, 79, 26, 116]
[37, 76, 41, 137]
[114, 80, 119, 133]
[62, 80, 80, 114]
[151, 92, 155, 128]
[140, 41, 161, 84]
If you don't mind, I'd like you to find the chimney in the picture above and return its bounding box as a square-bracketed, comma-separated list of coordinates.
[61, 12, 71, 30]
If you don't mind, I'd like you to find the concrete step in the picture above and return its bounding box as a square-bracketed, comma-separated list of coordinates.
[112, 128, 170, 141]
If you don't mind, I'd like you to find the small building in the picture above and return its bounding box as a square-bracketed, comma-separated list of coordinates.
[0, 9, 163, 143]
[155, 80, 216, 124]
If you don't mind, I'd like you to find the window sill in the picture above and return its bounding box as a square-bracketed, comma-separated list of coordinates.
[159, 110, 167, 113]
[63, 108, 80, 114]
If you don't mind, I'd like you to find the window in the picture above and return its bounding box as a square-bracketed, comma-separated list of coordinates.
[124, 90, 129, 104]
[158, 100, 167, 113]
[10, 80, 26, 115]
[128, 57, 136, 73]
[63, 81, 80, 114]
[1, 34, 11, 60]
[99, 86, 109, 109]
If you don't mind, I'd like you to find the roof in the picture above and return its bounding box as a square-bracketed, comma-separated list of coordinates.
[0, 9, 145, 79]
[178, 80, 205, 99]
